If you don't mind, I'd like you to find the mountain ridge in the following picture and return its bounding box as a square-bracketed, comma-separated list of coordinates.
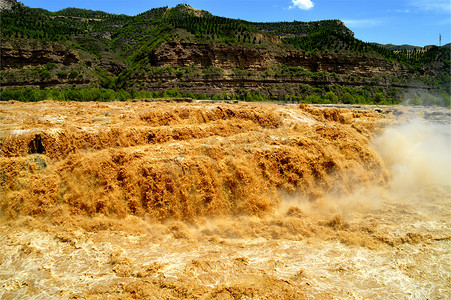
[1, 3, 449, 105]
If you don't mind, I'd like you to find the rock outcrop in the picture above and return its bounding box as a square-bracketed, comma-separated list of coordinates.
[150, 41, 414, 78]
[0, 0, 17, 10]
[0, 41, 79, 70]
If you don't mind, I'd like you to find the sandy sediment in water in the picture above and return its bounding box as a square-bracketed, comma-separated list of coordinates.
[0, 101, 389, 221]
[0, 101, 449, 299]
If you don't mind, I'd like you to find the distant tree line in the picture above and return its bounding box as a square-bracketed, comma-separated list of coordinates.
[1, 87, 449, 107]
[1, 4, 130, 43]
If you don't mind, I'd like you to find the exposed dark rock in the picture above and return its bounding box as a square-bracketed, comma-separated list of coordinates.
[28, 134, 45, 154]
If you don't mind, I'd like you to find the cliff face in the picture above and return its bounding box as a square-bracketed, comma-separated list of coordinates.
[0, 39, 423, 97]
[0, 0, 16, 10]
[151, 41, 414, 78]
[0, 39, 413, 90]
[150, 42, 273, 71]
[0, 38, 131, 88]
[121, 41, 423, 98]
[0, 41, 79, 70]
[0, 39, 413, 78]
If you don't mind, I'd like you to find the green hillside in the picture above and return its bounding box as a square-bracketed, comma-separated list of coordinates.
[1, 3, 450, 105]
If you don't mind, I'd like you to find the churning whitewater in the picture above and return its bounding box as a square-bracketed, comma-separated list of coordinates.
[0, 101, 449, 299]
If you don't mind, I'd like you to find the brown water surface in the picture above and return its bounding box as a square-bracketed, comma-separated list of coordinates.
[0, 101, 449, 299]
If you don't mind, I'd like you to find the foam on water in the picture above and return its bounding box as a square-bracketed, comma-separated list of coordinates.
[0, 101, 449, 299]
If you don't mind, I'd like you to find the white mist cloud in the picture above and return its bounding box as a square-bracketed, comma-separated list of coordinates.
[343, 19, 383, 28]
[374, 119, 451, 192]
[289, 0, 314, 10]
[387, 9, 411, 13]
[410, 0, 451, 12]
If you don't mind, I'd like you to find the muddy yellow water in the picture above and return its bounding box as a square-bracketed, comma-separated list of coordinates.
[0, 101, 449, 299]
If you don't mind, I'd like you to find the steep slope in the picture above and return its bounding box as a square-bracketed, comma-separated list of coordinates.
[1, 3, 449, 103]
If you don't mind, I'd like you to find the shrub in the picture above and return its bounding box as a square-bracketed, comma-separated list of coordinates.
[69, 70, 79, 79]
[374, 92, 385, 104]
[324, 91, 339, 103]
[39, 69, 51, 80]
[342, 92, 355, 104]
[45, 62, 56, 70]
[57, 71, 68, 78]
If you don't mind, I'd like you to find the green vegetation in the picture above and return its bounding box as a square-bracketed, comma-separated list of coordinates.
[1, 3, 449, 106]
[0, 87, 217, 102]
[1, 4, 130, 43]
[2, 86, 449, 106]
[168, 13, 254, 44]
[283, 28, 449, 73]
[252, 19, 352, 35]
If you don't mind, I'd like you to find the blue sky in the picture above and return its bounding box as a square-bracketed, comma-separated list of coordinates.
[21, 0, 450, 46]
